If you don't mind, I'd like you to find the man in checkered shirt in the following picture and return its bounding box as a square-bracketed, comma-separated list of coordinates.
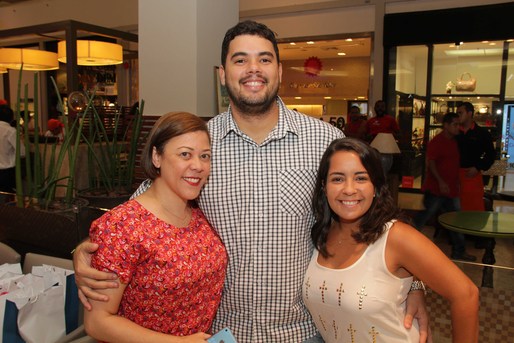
[73, 20, 430, 342]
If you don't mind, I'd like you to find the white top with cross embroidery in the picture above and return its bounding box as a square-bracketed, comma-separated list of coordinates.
[303, 221, 419, 343]
[132, 97, 343, 342]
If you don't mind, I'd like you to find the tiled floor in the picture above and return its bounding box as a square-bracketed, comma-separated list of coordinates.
[398, 171, 514, 292]
[398, 170, 514, 342]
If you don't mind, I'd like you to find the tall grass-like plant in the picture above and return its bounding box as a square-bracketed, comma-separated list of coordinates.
[14, 72, 87, 209]
[79, 94, 144, 197]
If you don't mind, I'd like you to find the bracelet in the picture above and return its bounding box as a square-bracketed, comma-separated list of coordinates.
[409, 280, 427, 295]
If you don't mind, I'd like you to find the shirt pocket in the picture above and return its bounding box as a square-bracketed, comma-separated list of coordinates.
[279, 169, 317, 216]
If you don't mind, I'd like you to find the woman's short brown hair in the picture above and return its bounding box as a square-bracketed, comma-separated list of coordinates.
[141, 112, 209, 179]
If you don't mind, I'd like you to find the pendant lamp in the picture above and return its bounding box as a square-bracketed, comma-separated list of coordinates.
[57, 40, 123, 66]
[0, 48, 59, 71]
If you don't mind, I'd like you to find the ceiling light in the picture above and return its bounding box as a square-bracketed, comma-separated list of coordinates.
[295, 96, 302, 99]
[445, 48, 509, 56]
[324, 96, 332, 99]
[0, 48, 58, 71]
[306, 41, 315, 45]
[345, 38, 353, 42]
[337, 52, 346, 56]
[290, 42, 296, 45]
[58, 40, 123, 66]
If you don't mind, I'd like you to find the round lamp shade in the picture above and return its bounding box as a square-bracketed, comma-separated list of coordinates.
[58, 40, 123, 66]
[0, 48, 58, 71]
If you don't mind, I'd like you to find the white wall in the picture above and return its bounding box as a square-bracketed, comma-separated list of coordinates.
[139, 0, 238, 116]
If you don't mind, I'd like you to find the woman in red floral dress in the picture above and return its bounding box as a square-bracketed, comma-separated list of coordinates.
[84, 112, 227, 342]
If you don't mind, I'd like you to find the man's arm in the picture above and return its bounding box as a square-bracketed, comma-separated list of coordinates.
[73, 239, 119, 310]
[404, 289, 432, 343]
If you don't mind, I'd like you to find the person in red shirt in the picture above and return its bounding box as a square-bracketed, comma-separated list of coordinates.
[413, 112, 476, 261]
[344, 105, 367, 140]
[366, 100, 400, 142]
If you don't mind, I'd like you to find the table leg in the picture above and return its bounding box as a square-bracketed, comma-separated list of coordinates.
[481, 238, 496, 288]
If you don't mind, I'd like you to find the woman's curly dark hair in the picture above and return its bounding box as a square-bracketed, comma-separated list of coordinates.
[311, 137, 401, 258]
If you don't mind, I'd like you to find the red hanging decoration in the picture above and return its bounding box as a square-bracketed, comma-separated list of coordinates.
[304, 56, 322, 77]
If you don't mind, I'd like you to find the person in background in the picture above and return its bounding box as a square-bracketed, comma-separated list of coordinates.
[44, 118, 64, 142]
[344, 105, 367, 140]
[0, 102, 25, 203]
[456, 101, 495, 211]
[413, 112, 476, 261]
[305, 137, 479, 343]
[72, 20, 431, 343]
[456, 101, 495, 251]
[83, 112, 227, 342]
[366, 100, 400, 142]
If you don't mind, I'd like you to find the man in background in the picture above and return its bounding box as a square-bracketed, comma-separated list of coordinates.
[414, 112, 476, 261]
[344, 105, 367, 140]
[456, 102, 495, 211]
[0, 102, 24, 203]
[366, 99, 400, 142]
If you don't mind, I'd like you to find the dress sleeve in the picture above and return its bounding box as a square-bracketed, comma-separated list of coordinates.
[90, 206, 142, 284]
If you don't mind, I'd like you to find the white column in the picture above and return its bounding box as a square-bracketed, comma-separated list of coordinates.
[139, 0, 239, 116]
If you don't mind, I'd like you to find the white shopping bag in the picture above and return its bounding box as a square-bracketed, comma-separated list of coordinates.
[16, 285, 66, 343]
[0, 263, 79, 343]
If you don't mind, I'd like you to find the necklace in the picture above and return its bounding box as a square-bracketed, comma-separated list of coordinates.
[161, 204, 191, 227]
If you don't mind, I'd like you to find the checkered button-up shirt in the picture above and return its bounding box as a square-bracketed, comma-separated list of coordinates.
[202, 98, 343, 342]
[132, 98, 343, 342]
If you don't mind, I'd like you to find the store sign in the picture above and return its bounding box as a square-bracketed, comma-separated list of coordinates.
[402, 176, 414, 188]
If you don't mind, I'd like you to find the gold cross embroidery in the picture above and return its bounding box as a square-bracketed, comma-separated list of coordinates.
[369, 326, 380, 343]
[305, 277, 311, 299]
[332, 320, 339, 340]
[357, 285, 367, 310]
[319, 314, 327, 331]
[336, 282, 345, 306]
[320, 280, 328, 303]
[347, 323, 356, 343]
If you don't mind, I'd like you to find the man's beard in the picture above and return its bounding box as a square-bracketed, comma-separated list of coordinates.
[225, 81, 279, 116]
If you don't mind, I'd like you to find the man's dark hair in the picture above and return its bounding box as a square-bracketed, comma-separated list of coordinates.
[221, 20, 280, 67]
[442, 112, 458, 124]
[0, 105, 14, 123]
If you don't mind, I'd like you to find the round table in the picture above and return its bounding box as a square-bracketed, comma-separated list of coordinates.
[498, 190, 514, 202]
[438, 211, 514, 288]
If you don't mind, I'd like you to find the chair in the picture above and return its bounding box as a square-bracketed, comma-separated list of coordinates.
[0, 242, 21, 264]
[22, 252, 73, 274]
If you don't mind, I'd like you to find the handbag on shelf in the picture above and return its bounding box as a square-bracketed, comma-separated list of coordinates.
[456, 72, 477, 92]
[432, 104, 447, 124]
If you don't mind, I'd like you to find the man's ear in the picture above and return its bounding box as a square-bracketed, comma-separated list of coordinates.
[219, 65, 226, 86]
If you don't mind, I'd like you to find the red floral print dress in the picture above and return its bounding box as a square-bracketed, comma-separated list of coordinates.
[90, 200, 227, 336]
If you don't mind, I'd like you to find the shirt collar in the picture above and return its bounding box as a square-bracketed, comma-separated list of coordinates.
[219, 97, 300, 143]
[459, 121, 476, 133]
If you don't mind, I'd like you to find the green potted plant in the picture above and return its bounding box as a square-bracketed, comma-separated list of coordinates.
[0, 72, 90, 258]
[13, 74, 87, 211]
[76, 93, 144, 209]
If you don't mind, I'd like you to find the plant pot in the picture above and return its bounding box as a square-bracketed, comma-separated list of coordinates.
[0, 197, 88, 259]
[77, 189, 131, 210]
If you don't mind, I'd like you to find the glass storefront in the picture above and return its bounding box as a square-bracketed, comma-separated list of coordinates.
[277, 36, 371, 127]
[384, 3, 514, 191]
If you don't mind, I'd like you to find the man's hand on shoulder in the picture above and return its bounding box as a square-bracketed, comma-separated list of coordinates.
[73, 239, 119, 310]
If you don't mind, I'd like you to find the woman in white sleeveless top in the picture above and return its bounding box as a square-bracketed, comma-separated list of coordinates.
[304, 138, 478, 343]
